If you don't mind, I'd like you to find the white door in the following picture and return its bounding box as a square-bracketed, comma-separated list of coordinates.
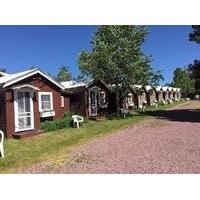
[89, 90, 98, 117]
[14, 91, 34, 132]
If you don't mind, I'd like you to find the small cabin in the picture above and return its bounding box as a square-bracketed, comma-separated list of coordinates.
[154, 86, 163, 103]
[176, 88, 181, 100]
[61, 80, 109, 119]
[144, 85, 157, 106]
[162, 86, 169, 102]
[131, 85, 147, 108]
[173, 88, 181, 101]
[168, 87, 174, 100]
[0, 68, 71, 139]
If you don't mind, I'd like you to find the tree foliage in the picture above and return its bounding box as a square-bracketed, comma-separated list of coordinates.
[57, 66, 72, 82]
[188, 59, 200, 94]
[0, 67, 6, 72]
[165, 83, 172, 87]
[79, 25, 155, 88]
[150, 70, 164, 86]
[189, 25, 200, 44]
[171, 67, 195, 97]
[0, 67, 6, 77]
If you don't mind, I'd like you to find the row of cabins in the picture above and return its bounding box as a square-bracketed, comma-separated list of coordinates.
[64, 81, 181, 117]
[0, 69, 181, 139]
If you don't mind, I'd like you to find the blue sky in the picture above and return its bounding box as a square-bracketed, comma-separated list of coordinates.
[0, 25, 199, 84]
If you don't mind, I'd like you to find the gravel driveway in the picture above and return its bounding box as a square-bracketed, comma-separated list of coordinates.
[21, 100, 200, 173]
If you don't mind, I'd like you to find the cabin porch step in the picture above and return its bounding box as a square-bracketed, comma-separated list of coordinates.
[12, 129, 44, 139]
[89, 116, 106, 121]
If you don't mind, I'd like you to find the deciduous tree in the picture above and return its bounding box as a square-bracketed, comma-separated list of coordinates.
[0, 67, 6, 73]
[57, 66, 72, 82]
[171, 67, 195, 97]
[79, 25, 154, 114]
[188, 60, 200, 94]
[189, 25, 200, 44]
[150, 70, 164, 86]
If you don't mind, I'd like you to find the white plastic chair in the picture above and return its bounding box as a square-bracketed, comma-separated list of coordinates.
[142, 100, 147, 112]
[139, 104, 146, 112]
[168, 99, 173, 104]
[0, 130, 4, 158]
[152, 100, 158, 109]
[72, 115, 84, 129]
[120, 108, 129, 118]
[162, 100, 167, 106]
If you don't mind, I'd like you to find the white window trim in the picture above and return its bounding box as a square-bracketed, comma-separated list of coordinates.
[38, 92, 54, 112]
[99, 91, 106, 106]
[61, 95, 65, 108]
[127, 93, 133, 105]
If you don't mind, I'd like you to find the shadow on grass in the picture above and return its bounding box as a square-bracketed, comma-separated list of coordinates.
[139, 108, 200, 123]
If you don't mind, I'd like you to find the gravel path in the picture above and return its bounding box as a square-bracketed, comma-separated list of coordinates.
[21, 101, 200, 173]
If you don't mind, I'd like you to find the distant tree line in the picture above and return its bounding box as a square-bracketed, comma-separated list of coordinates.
[171, 25, 200, 98]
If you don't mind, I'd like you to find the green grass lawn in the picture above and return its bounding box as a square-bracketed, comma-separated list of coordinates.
[0, 100, 186, 173]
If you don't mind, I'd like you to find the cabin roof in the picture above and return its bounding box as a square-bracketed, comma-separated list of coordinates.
[61, 80, 87, 89]
[162, 86, 169, 91]
[131, 85, 143, 90]
[61, 80, 181, 94]
[61, 79, 109, 91]
[0, 68, 65, 90]
[168, 87, 173, 91]
[144, 85, 152, 91]
[155, 86, 162, 91]
[0, 71, 10, 77]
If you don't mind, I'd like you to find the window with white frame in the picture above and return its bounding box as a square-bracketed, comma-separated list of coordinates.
[99, 90, 106, 106]
[127, 93, 133, 105]
[60, 95, 64, 108]
[38, 92, 53, 112]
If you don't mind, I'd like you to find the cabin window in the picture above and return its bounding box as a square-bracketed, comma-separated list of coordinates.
[99, 91, 106, 106]
[142, 92, 146, 99]
[127, 93, 133, 105]
[90, 91, 96, 105]
[60, 96, 65, 108]
[38, 92, 53, 112]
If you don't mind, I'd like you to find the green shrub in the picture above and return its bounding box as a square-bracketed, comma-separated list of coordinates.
[107, 113, 116, 120]
[83, 117, 89, 124]
[40, 116, 72, 132]
[107, 113, 130, 120]
[63, 111, 72, 118]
